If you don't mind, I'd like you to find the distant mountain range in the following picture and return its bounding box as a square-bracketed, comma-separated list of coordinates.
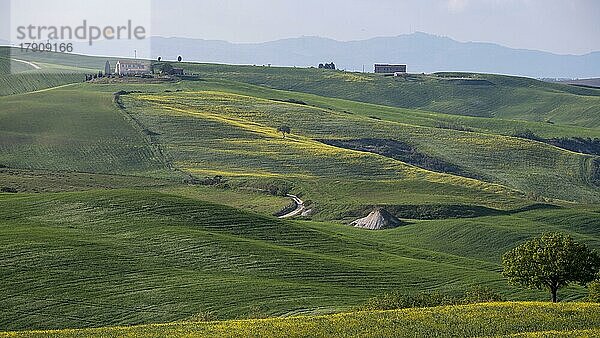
[147, 33, 600, 78]
[3, 32, 600, 78]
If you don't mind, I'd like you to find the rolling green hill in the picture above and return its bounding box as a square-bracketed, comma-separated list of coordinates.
[0, 87, 170, 177]
[0, 48, 91, 96]
[0, 73, 84, 96]
[0, 190, 598, 331]
[123, 90, 599, 206]
[6, 48, 600, 128]
[2, 302, 600, 338]
[0, 50, 599, 334]
[181, 64, 600, 128]
[1, 47, 113, 75]
[0, 47, 111, 96]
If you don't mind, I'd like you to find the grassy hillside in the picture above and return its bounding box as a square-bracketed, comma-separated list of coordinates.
[0, 189, 501, 330]
[0, 51, 599, 334]
[123, 90, 599, 206]
[0, 168, 174, 193]
[178, 78, 600, 140]
[6, 49, 600, 128]
[1, 190, 598, 330]
[5, 48, 600, 143]
[0, 48, 113, 96]
[0, 87, 170, 177]
[0, 48, 93, 96]
[5, 47, 110, 73]
[0, 73, 84, 96]
[3, 302, 600, 338]
[180, 64, 600, 128]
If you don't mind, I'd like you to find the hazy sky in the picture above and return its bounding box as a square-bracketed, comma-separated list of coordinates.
[2, 0, 599, 55]
[152, 0, 599, 55]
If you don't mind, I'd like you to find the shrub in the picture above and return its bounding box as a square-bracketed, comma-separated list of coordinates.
[361, 291, 459, 311]
[0, 187, 18, 193]
[264, 183, 291, 197]
[271, 98, 307, 105]
[200, 175, 227, 186]
[463, 286, 504, 303]
[362, 287, 503, 311]
[186, 311, 217, 322]
[276, 125, 291, 138]
[512, 129, 541, 141]
[587, 281, 600, 303]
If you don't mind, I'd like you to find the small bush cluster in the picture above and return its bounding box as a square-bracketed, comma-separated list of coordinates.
[186, 311, 217, 322]
[320, 138, 479, 179]
[270, 98, 307, 105]
[274, 201, 298, 217]
[361, 292, 457, 311]
[318, 62, 336, 70]
[199, 175, 228, 186]
[265, 184, 290, 196]
[513, 129, 600, 156]
[587, 281, 600, 303]
[361, 287, 504, 311]
[0, 187, 18, 193]
[463, 286, 505, 303]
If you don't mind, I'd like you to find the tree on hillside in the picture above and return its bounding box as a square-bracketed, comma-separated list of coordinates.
[177, 55, 183, 62]
[155, 62, 174, 75]
[157, 56, 162, 62]
[277, 125, 291, 138]
[502, 232, 600, 303]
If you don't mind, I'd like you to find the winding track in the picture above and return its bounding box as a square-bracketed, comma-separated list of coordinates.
[11, 58, 41, 70]
[278, 194, 305, 218]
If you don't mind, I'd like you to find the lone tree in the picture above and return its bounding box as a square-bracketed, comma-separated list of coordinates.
[277, 125, 291, 138]
[177, 55, 183, 62]
[502, 232, 600, 303]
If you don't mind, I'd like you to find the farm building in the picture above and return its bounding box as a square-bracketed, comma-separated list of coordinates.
[114, 60, 150, 76]
[374, 64, 407, 74]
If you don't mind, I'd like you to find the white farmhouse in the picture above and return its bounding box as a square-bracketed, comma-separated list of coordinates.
[114, 60, 150, 76]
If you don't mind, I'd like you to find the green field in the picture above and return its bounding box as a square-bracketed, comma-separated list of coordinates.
[0, 48, 94, 96]
[122, 89, 599, 206]
[182, 64, 600, 128]
[0, 50, 599, 334]
[3, 303, 600, 338]
[0, 88, 170, 176]
[1, 189, 598, 330]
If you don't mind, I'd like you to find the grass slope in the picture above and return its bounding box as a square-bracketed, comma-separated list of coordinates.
[1, 190, 598, 330]
[182, 64, 600, 128]
[0, 48, 91, 96]
[6, 49, 600, 128]
[0, 87, 169, 177]
[124, 90, 599, 206]
[0, 73, 84, 96]
[0, 52, 599, 334]
[0, 47, 115, 96]
[4, 47, 111, 73]
[2, 302, 600, 338]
